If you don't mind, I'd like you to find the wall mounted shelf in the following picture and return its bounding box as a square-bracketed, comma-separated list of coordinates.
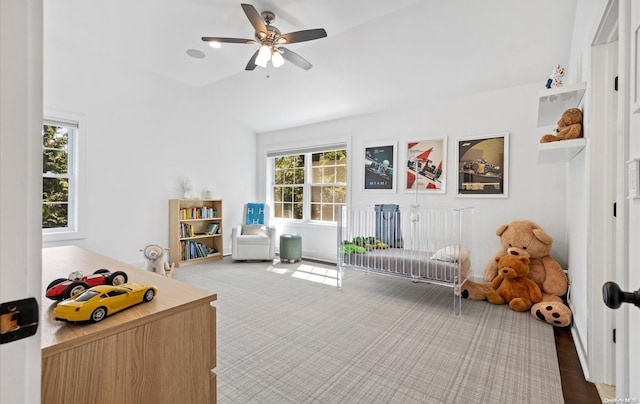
[537, 82, 587, 127]
[537, 138, 587, 164]
[536, 82, 587, 164]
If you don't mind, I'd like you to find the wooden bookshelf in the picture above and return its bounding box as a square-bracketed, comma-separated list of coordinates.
[169, 199, 223, 267]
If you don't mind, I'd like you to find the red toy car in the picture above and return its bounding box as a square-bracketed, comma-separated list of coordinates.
[45, 269, 128, 300]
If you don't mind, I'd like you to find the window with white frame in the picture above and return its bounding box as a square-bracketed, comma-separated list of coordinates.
[42, 116, 84, 241]
[272, 148, 347, 222]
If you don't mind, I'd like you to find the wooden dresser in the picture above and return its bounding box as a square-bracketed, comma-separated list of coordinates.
[41, 246, 217, 403]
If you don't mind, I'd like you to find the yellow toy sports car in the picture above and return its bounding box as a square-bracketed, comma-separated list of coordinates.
[53, 283, 158, 323]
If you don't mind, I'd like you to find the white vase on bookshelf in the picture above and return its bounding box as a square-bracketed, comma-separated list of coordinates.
[201, 188, 213, 199]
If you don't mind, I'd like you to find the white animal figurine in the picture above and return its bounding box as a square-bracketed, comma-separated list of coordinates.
[141, 244, 174, 277]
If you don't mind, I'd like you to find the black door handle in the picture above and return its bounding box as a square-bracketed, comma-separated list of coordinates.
[602, 281, 640, 309]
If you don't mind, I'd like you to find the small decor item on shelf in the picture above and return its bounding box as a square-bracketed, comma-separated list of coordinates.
[141, 244, 174, 277]
[545, 64, 565, 89]
[539, 108, 583, 143]
[53, 283, 158, 323]
[45, 269, 128, 300]
[182, 177, 198, 199]
[201, 188, 213, 199]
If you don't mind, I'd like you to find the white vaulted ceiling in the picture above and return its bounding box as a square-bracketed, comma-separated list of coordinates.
[44, 0, 577, 133]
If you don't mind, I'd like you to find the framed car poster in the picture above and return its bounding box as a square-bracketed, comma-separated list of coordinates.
[405, 138, 447, 194]
[363, 142, 396, 192]
[457, 133, 509, 198]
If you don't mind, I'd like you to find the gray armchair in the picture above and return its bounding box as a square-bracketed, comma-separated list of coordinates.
[231, 203, 276, 261]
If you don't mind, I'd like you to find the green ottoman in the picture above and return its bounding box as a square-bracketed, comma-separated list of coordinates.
[280, 233, 302, 263]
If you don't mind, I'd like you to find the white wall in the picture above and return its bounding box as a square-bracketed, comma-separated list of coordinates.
[43, 37, 256, 263]
[258, 82, 570, 278]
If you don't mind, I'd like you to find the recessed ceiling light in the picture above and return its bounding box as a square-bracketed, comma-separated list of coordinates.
[186, 49, 205, 59]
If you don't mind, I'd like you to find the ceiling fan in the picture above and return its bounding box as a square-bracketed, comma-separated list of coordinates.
[201, 3, 327, 71]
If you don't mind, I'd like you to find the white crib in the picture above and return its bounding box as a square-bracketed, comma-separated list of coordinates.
[337, 205, 474, 315]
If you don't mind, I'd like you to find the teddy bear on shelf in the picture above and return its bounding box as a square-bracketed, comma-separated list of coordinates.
[487, 255, 543, 312]
[461, 220, 572, 327]
[141, 244, 174, 277]
[540, 108, 583, 143]
[546, 64, 565, 89]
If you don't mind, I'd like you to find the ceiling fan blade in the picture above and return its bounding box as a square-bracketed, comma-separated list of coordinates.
[278, 28, 327, 44]
[241, 3, 268, 34]
[245, 50, 259, 71]
[201, 37, 256, 44]
[280, 47, 312, 70]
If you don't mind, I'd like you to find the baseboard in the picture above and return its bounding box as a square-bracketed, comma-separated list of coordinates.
[568, 302, 591, 381]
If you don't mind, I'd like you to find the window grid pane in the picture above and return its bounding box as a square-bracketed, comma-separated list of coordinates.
[42, 122, 74, 230]
[42, 203, 68, 228]
[309, 150, 347, 222]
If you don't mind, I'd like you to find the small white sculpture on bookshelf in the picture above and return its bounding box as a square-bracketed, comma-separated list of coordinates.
[182, 177, 198, 199]
[141, 244, 174, 277]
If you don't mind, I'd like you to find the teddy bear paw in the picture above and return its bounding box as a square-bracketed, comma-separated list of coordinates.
[460, 281, 492, 301]
[531, 301, 572, 327]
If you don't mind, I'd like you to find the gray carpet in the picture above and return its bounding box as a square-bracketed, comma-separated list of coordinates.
[172, 257, 564, 404]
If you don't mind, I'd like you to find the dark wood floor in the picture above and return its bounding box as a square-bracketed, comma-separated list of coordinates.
[555, 326, 603, 403]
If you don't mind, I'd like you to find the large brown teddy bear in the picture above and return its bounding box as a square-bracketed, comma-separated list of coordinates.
[539, 108, 583, 143]
[487, 255, 542, 312]
[461, 220, 572, 326]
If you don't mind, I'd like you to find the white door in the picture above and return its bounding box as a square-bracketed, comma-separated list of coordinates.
[0, 1, 43, 403]
[623, 3, 640, 400]
[612, 0, 640, 399]
[624, 206, 640, 398]
[588, 39, 618, 385]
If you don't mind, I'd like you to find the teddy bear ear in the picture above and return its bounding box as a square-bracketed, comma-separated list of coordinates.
[519, 256, 530, 265]
[532, 228, 553, 246]
[496, 224, 509, 236]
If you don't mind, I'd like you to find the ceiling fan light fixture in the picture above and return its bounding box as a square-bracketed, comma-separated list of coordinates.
[271, 51, 284, 67]
[256, 45, 271, 67]
[201, 4, 327, 71]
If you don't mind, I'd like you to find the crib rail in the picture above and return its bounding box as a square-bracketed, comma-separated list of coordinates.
[337, 205, 473, 315]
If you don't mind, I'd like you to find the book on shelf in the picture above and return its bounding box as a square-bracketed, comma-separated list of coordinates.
[179, 222, 195, 238]
[206, 222, 219, 235]
[179, 206, 218, 220]
[180, 240, 216, 260]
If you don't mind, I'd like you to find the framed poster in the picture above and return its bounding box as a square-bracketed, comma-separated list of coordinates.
[363, 142, 396, 192]
[457, 133, 509, 198]
[405, 138, 447, 194]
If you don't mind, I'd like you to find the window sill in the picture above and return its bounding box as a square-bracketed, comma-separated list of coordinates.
[271, 218, 337, 227]
[42, 230, 85, 243]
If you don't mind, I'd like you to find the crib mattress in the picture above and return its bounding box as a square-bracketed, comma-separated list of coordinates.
[341, 248, 463, 283]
